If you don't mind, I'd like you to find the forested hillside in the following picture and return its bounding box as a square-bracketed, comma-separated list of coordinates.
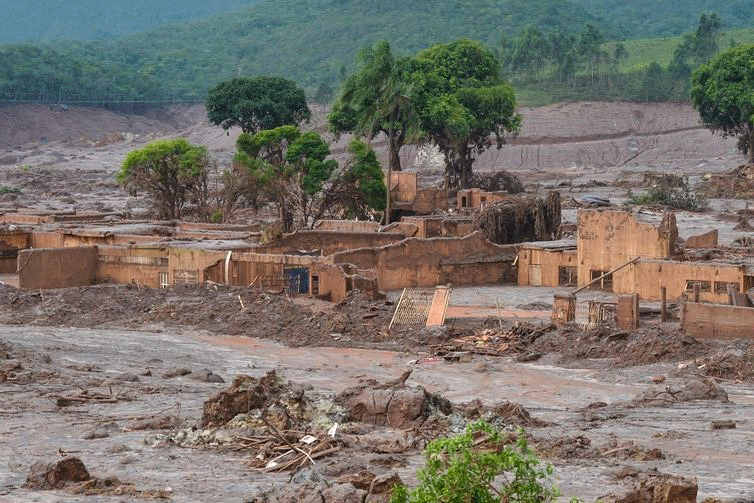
[0, 0, 261, 42]
[577, 0, 754, 37]
[0, 0, 751, 106]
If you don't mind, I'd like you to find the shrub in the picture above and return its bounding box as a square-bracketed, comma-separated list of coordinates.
[628, 184, 708, 212]
[389, 420, 570, 503]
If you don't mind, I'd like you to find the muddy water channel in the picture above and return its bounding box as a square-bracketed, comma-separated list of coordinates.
[1, 325, 752, 502]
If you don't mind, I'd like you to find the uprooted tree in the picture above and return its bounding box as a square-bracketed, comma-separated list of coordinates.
[234, 125, 337, 231]
[691, 44, 754, 164]
[117, 138, 210, 220]
[206, 76, 311, 134]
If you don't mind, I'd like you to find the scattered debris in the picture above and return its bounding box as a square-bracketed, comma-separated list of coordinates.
[52, 388, 133, 407]
[436, 323, 554, 357]
[700, 164, 754, 199]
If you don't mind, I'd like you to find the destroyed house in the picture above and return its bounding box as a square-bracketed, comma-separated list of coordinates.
[517, 209, 754, 304]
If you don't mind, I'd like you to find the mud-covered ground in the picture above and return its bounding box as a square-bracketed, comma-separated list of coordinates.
[1, 317, 754, 502]
[1, 284, 754, 502]
[1, 102, 753, 502]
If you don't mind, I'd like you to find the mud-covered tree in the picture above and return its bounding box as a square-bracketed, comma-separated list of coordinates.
[118, 138, 210, 219]
[409, 39, 521, 188]
[206, 76, 310, 134]
[691, 44, 754, 163]
[235, 125, 337, 231]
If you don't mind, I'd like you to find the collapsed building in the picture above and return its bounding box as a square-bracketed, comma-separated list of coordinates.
[517, 209, 754, 338]
[3, 193, 753, 338]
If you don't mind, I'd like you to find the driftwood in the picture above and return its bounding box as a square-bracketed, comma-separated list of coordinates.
[241, 428, 340, 472]
[473, 191, 561, 244]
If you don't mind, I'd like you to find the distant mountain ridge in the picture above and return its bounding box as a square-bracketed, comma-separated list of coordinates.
[1, 0, 748, 44]
[0, 0, 751, 104]
[0, 0, 262, 42]
[577, 0, 754, 37]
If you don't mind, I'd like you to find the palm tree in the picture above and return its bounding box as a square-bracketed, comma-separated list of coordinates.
[330, 41, 420, 223]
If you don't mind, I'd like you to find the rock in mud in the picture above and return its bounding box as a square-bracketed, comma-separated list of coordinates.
[368, 471, 403, 503]
[190, 369, 225, 383]
[0, 341, 10, 359]
[25, 457, 91, 489]
[162, 367, 191, 379]
[337, 470, 376, 490]
[202, 370, 303, 428]
[631, 378, 728, 406]
[601, 470, 697, 503]
[337, 370, 451, 428]
[457, 398, 547, 427]
[127, 415, 180, 431]
[710, 419, 736, 430]
[245, 482, 367, 503]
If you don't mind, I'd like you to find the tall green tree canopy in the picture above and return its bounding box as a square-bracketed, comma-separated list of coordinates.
[691, 44, 754, 163]
[117, 138, 210, 219]
[235, 125, 337, 230]
[409, 39, 521, 188]
[339, 139, 387, 218]
[328, 40, 418, 173]
[206, 76, 310, 133]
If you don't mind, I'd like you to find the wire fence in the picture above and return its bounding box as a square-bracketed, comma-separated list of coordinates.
[0, 98, 204, 104]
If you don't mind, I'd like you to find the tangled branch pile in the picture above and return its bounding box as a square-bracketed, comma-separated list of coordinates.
[469, 170, 524, 194]
[473, 191, 561, 244]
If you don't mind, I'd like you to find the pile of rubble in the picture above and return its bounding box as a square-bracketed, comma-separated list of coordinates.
[700, 164, 754, 199]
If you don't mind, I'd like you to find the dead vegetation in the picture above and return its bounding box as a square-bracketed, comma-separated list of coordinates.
[473, 191, 561, 244]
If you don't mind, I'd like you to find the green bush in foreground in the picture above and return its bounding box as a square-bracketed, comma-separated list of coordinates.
[389, 420, 576, 503]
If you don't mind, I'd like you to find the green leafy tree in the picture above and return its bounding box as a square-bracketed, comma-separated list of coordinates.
[206, 76, 310, 134]
[548, 31, 578, 85]
[331, 139, 387, 219]
[578, 24, 605, 83]
[328, 40, 419, 173]
[117, 138, 210, 219]
[669, 14, 722, 78]
[235, 125, 337, 230]
[691, 44, 754, 163]
[511, 26, 549, 80]
[641, 62, 668, 102]
[409, 39, 521, 189]
[389, 420, 563, 503]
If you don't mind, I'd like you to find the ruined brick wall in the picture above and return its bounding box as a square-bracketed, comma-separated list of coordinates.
[682, 302, 754, 339]
[633, 259, 745, 302]
[258, 230, 404, 255]
[517, 248, 577, 287]
[18, 247, 97, 289]
[577, 210, 676, 292]
[331, 232, 516, 290]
